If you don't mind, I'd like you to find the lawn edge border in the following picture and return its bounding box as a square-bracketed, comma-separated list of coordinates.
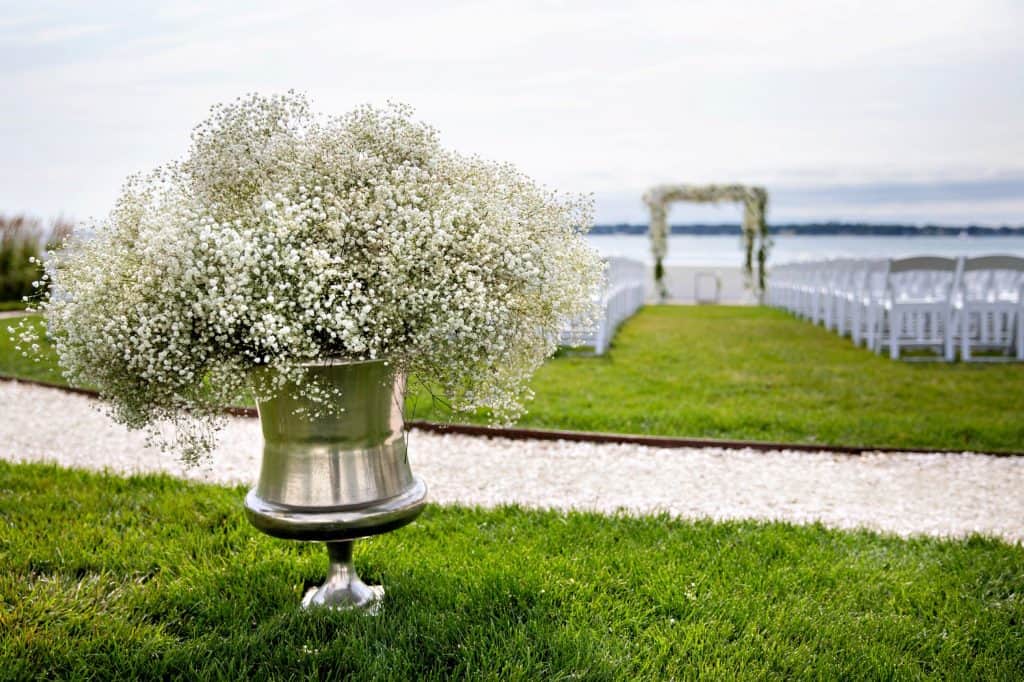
[2, 374, 1020, 457]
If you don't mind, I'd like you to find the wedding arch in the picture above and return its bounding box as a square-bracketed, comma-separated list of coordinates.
[642, 184, 770, 300]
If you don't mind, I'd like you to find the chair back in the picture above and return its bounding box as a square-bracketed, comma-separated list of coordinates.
[886, 256, 960, 304]
[961, 255, 1024, 303]
[862, 259, 889, 300]
[888, 256, 958, 274]
[962, 255, 1024, 272]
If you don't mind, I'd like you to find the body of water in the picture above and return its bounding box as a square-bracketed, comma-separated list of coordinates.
[586, 234, 1024, 267]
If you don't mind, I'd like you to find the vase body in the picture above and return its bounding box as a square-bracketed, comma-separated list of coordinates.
[244, 359, 427, 609]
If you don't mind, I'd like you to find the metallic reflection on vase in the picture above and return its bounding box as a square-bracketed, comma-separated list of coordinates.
[244, 359, 427, 611]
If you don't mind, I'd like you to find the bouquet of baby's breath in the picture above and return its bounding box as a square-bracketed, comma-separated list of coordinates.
[17, 93, 603, 461]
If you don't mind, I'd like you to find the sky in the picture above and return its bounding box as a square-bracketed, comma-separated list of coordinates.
[2, 0, 1023, 226]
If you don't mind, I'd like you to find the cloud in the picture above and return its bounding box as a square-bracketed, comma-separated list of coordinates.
[0, 0, 1022, 225]
[28, 23, 109, 44]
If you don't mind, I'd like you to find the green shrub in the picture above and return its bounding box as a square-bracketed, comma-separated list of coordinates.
[0, 215, 72, 303]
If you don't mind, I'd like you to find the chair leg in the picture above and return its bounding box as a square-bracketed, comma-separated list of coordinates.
[879, 309, 886, 355]
[961, 310, 971, 361]
[890, 310, 900, 360]
[866, 307, 876, 351]
[1017, 311, 1024, 360]
[944, 311, 955, 362]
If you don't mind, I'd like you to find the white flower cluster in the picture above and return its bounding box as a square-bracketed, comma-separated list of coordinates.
[25, 93, 604, 461]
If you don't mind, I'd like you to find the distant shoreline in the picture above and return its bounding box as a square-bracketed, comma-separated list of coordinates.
[592, 223, 1024, 236]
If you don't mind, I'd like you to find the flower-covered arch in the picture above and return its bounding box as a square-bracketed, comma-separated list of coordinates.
[642, 184, 769, 301]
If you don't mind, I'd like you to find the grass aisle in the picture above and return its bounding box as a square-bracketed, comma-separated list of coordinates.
[6, 307, 1024, 451]
[1, 461, 1021, 679]
[496, 306, 1024, 452]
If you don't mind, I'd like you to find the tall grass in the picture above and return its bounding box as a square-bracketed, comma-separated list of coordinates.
[0, 214, 73, 305]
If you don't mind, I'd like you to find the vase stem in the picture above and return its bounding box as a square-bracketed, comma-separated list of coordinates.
[327, 539, 354, 565]
[301, 540, 384, 612]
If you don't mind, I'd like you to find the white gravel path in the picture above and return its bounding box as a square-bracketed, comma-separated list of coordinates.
[1, 380, 1021, 543]
[0, 310, 29, 319]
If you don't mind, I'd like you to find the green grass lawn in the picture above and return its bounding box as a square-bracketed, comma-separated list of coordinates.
[1, 461, 1021, 679]
[506, 306, 1024, 451]
[1, 314, 60, 385]
[5, 307, 1024, 451]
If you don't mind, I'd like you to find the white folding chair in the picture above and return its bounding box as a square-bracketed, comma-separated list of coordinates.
[790, 263, 810, 318]
[957, 255, 1024, 361]
[825, 259, 859, 334]
[853, 260, 889, 348]
[766, 263, 794, 310]
[561, 257, 646, 355]
[876, 256, 961, 361]
[834, 260, 868, 338]
[1018, 281, 1024, 360]
[805, 262, 830, 323]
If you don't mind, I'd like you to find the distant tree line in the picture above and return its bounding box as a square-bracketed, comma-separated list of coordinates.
[590, 223, 1024, 236]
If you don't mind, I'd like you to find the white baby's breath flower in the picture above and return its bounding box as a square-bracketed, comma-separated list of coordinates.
[29, 92, 604, 462]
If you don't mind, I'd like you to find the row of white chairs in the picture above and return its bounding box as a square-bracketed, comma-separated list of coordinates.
[767, 255, 1024, 361]
[561, 257, 646, 355]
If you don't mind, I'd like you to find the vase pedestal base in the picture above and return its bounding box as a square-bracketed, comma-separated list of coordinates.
[301, 540, 383, 613]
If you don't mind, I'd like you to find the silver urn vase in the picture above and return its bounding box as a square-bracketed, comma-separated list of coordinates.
[244, 359, 428, 611]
